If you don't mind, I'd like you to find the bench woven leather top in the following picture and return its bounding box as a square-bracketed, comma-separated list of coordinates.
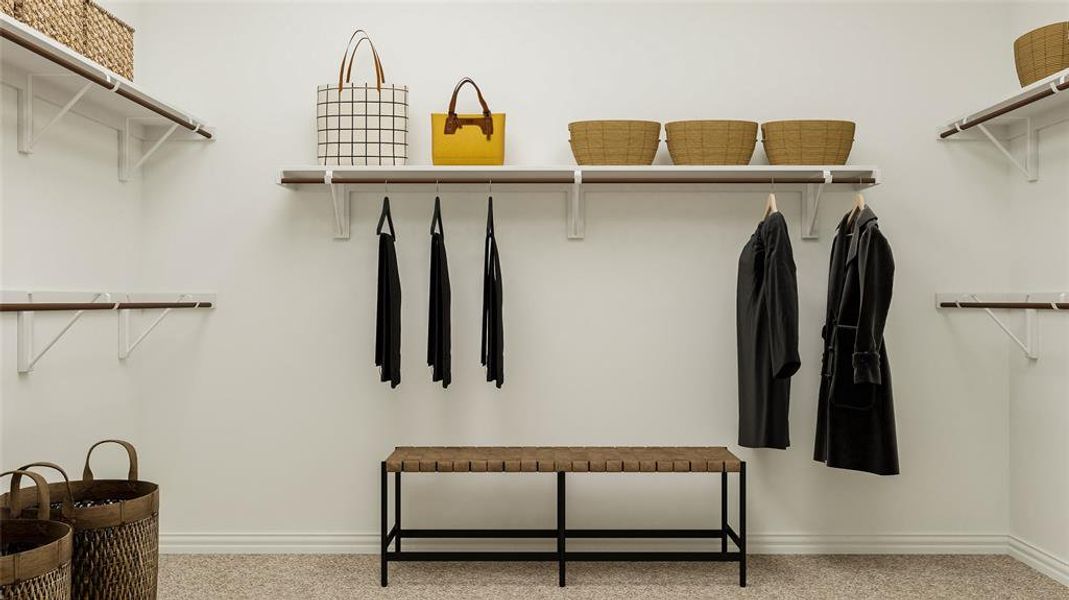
[385, 447, 741, 473]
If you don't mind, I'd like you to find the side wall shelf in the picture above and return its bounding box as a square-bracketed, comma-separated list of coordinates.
[278, 165, 881, 240]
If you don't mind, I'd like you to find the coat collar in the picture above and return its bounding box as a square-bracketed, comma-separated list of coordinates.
[844, 206, 878, 263]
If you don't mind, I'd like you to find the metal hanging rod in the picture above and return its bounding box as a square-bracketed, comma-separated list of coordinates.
[939, 301, 1069, 310]
[0, 21, 211, 140]
[1, 301, 213, 312]
[940, 73, 1069, 139]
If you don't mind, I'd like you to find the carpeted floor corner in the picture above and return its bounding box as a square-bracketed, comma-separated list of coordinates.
[158, 554, 1069, 599]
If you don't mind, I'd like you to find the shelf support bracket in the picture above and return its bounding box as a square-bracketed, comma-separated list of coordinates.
[16, 293, 111, 373]
[324, 170, 351, 239]
[120, 119, 181, 182]
[118, 294, 196, 360]
[956, 294, 1039, 360]
[17, 75, 93, 154]
[800, 171, 831, 240]
[567, 169, 585, 239]
[976, 120, 1037, 182]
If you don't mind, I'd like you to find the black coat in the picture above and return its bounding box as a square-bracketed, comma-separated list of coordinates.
[375, 197, 401, 388]
[736, 212, 800, 449]
[427, 197, 452, 387]
[481, 198, 504, 388]
[814, 207, 899, 475]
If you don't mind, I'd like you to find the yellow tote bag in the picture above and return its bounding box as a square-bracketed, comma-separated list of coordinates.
[432, 78, 505, 165]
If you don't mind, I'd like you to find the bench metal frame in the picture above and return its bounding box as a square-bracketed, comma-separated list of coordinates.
[379, 461, 747, 588]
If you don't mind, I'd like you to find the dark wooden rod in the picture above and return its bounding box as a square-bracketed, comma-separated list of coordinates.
[939, 78, 1069, 139]
[939, 302, 1069, 310]
[0, 29, 212, 140]
[0, 302, 213, 312]
[281, 177, 877, 185]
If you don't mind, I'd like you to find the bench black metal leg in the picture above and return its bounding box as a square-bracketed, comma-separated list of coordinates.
[740, 461, 747, 588]
[395, 471, 402, 552]
[557, 471, 566, 587]
[380, 461, 388, 587]
[721, 463, 728, 554]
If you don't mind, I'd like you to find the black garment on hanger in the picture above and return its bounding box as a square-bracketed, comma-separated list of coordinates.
[375, 197, 401, 388]
[481, 197, 504, 388]
[427, 197, 452, 388]
[814, 206, 899, 475]
[736, 212, 800, 449]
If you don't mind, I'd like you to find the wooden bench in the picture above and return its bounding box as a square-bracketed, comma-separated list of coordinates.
[380, 446, 746, 588]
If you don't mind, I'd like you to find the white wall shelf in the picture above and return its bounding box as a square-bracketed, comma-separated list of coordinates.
[937, 292, 1068, 360]
[278, 165, 881, 240]
[1, 290, 216, 373]
[938, 68, 1069, 181]
[1, 13, 214, 180]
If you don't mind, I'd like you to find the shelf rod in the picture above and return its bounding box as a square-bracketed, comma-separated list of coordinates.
[280, 177, 877, 185]
[939, 76, 1069, 139]
[1, 302, 213, 312]
[0, 28, 212, 140]
[938, 302, 1068, 310]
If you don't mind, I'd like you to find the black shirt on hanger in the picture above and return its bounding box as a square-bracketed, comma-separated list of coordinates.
[428, 197, 452, 387]
[481, 197, 504, 388]
[736, 211, 800, 449]
[375, 197, 401, 388]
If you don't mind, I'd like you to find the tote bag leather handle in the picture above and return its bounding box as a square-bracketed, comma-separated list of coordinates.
[0, 470, 51, 521]
[444, 77, 494, 139]
[337, 29, 385, 93]
[83, 439, 139, 482]
[11, 462, 75, 520]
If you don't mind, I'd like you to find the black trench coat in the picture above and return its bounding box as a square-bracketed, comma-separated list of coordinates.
[814, 207, 899, 475]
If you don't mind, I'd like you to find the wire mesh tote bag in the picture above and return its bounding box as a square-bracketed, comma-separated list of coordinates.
[317, 30, 408, 166]
[3, 441, 160, 600]
[0, 470, 73, 600]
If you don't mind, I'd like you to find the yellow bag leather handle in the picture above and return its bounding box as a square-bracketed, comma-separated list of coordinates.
[445, 77, 494, 139]
[338, 29, 385, 93]
[1, 470, 51, 521]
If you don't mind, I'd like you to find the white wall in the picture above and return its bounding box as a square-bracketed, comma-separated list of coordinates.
[1004, 3, 1069, 585]
[2, 0, 1053, 559]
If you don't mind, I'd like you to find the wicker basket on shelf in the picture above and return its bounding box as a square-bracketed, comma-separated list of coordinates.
[665, 120, 757, 165]
[761, 120, 855, 165]
[1, 0, 16, 17]
[1014, 22, 1069, 87]
[568, 120, 660, 165]
[84, 0, 134, 79]
[10, 0, 86, 53]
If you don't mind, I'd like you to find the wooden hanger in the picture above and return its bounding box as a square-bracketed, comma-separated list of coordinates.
[846, 177, 866, 227]
[763, 177, 779, 218]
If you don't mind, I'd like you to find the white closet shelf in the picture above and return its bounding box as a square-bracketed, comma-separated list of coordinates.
[278, 165, 881, 240]
[1, 13, 213, 179]
[938, 68, 1068, 181]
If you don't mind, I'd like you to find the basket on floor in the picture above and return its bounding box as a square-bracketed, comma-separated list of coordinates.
[10, 0, 85, 53]
[666, 120, 757, 165]
[1014, 22, 1069, 87]
[569, 120, 660, 165]
[2, 441, 159, 600]
[84, 0, 134, 80]
[761, 120, 855, 165]
[1, 470, 73, 600]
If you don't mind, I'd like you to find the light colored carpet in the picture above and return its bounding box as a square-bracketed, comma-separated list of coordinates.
[158, 554, 1069, 599]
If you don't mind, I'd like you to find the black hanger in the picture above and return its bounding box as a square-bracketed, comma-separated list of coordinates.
[376, 196, 396, 237]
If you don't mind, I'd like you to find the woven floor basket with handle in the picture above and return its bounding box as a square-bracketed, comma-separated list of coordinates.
[1014, 21, 1069, 87]
[761, 120, 855, 165]
[1, 441, 159, 600]
[1, 470, 73, 600]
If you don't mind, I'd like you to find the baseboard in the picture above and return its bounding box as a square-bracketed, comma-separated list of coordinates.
[159, 532, 1008, 556]
[1008, 536, 1069, 588]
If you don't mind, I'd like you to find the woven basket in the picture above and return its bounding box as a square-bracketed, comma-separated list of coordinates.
[761, 120, 855, 165]
[11, 0, 85, 53]
[1, 470, 73, 600]
[1014, 22, 1069, 87]
[2, 441, 159, 600]
[84, 0, 134, 79]
[665, 120, 757, 165]
[569, 120, 660, 165]
[1, 0, 15, 16]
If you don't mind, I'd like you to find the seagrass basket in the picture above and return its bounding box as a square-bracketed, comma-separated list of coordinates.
[84, 0, 134, 79]
[569, 120, 660, 165]
[1014, 22, 1069, 87]
[2, 441, 159, 600]
[1, 470, 73, 600]
[1, 0, 15, 17]
[761, 120, 855, 165]
[666, 120, 757, 165]
[10, 0, 85, 53]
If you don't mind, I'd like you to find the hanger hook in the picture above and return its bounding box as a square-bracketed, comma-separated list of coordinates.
[769, 175, 775, 194]
[488, 178, 493, 198]
[384, 179, 388, 197]
[435, 179, 440, 196]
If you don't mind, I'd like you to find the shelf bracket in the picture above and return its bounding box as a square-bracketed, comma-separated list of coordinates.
[975, 120, 1037, 182]
[118, 294, 198, 360]
[323, 170, 352, 239]
[800, 170, 831, 240]
[120, 119, 181, 182]
[567, 169, 585, 239]
[17, 75, 93, 154]
[954, 294, 1041, 360]
[16, 292, 111, 373]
